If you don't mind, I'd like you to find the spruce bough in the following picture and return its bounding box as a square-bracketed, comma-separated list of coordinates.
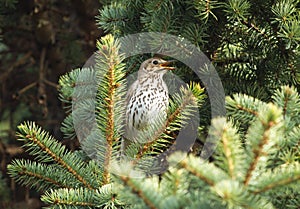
[7, 34, 300, 208]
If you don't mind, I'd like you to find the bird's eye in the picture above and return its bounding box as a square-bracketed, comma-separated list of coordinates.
[152, 60, 159, 65]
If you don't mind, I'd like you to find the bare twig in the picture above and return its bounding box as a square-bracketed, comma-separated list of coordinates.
[0, 51, 32, 82]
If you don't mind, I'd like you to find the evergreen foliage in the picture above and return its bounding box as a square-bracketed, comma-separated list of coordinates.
[7, 33, 300, 208]
[97, 0, 300, 99]
[5, 0, 300, 208]
[6, 34, 205, 208]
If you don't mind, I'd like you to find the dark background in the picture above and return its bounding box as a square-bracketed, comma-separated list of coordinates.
[0, 1, 103, 208]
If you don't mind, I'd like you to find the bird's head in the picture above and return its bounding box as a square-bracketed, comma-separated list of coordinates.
[139, 58, 175, 77]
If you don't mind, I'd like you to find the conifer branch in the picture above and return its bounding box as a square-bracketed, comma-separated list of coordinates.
[241, 20, 269, 40]
[236, 104, 258, 116]
[24, 132, 94, 190]
[47, 199, 96, 207]
[8, 160, 70, 190]
[282, 96, 289, 118]
[17, 122, 95, 190]
[226, 94, 266, 123]
[180, 158, 215, 186]
[243, 105, 281, 186]
[41, 188, 103, 208]
[119, 175, 157, 209]
[95, 34, 126, 184]
[221, 130, 235, 179]
[272, 86, 299, 119]
[243, 128, 271, 186]
[18, 167, 65, 188]
[103, 59, 117, 185]
[135, 94, 191, 159]
[171, 153, 229, 187]
[253, 174, 300, 194]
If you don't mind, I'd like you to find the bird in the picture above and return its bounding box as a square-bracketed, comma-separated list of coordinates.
[121, 57, 175, 155]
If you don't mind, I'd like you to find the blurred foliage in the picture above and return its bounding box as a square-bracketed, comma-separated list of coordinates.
[0, 0, 102, 208]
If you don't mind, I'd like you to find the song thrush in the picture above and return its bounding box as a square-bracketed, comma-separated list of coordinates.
[122, 57, 175, 154]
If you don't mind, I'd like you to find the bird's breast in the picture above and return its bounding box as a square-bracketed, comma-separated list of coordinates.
[126, 80, 169, 131]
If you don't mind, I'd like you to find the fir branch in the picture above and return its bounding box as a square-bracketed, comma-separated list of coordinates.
[26, 133, 92, 189]
[221, 132, 235, 178]
[252, 163, 300, 194]
[7, 160, 71, 191]
[141, 0, 176, 33]
[17, 122, 96, 190]
[180, 159, 214, 186]
[97, 4, 139, 35]
[60, 114, 75, 139]
[226, 94, 267, 124]
[171, 153, 229, 187]
[95, 34, 126, 184]
[212, 180, 275, 209]
[194, 0, 220, 21]
[236, 104, 258, 116]
[243, 104, 282, 186]
[101, 51, 116, 184]
[224, 0, 250, 21]
[254, 174, 300, 194]
[119, 175, 158, 209]
[244, 131, 270, 186]
[59, 67, 97, 108]
[271, 0, 298, 25]
[225, 0, 270, 41]
[134, 93, 189, 159]
[42, 188, 97, 208]
[241, 19, 269, 40]
[272, 85, 300, 120]
[212, 118, 246, 180]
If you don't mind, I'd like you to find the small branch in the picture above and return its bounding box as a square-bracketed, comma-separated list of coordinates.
[13, 82, 37, 99]
[205, 0, 211, 13]
[241, 19, 269, 40]
[243, 122, 273, 186]
[221, 132, 235, 179]
[180, 159, 215, 186]
[282, 87, 292, 119]
[26, 134, 94, 190]
[253, 174, 300, 194]
[18, 167, 69, 189]
[236, 104, 258, 116]
[52, 199, 96, 207]
[120, 175, 158, 209]
[44, 79, 58, 88]
[0, 51, 32, 82]
[103, 60, 117, 184]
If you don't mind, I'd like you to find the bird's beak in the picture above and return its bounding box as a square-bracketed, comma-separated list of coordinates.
[160, 60, 176, 70]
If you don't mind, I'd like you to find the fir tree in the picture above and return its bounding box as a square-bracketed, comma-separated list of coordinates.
[7, 34, 206, 208]
[97, 0, 300, 99]
[5, 0, 300, 208]
[7, 34, 300, 208]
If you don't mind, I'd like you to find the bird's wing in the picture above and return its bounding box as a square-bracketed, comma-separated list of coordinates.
[125, 80, 138, 107]
[125, 80, 149, 131]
